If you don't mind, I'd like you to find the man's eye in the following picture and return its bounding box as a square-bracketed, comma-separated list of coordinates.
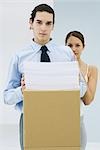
[37, 21, 42, 24]
[46, 22, 52, 26]
[76, 44, 80, 47]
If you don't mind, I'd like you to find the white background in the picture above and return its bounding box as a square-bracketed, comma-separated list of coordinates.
[0, 0, 100, 144]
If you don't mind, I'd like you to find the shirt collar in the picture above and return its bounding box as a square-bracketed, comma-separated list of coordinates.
[30, 38, 54, 53]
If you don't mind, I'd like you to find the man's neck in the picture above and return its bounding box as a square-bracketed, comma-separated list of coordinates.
[32, 38, 52, 45]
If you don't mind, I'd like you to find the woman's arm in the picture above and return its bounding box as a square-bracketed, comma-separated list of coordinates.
[82, 66, 98, 105]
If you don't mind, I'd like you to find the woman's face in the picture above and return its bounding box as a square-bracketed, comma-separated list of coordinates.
[66, 36, 84, 60]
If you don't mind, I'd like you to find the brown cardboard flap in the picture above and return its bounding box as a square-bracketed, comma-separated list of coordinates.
[23, 90, 80, 148]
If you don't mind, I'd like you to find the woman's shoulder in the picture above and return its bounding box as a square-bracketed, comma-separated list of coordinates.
[88, 65, 98, 72]
[88, 65, 98, 77]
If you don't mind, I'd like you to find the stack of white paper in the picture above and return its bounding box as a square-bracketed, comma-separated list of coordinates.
[23, 62, 79, 90]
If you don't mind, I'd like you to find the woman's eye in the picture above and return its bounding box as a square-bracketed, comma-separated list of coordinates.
[68, 44, 73, 48]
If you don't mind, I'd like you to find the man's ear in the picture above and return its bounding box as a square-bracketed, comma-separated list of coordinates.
[52, 24, 54, 31]
[29, 19, 33, 30]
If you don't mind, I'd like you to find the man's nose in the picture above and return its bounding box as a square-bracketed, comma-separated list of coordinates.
[41, 24, 47, 31]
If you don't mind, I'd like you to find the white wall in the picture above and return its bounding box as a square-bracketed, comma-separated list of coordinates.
[0, 0, 100, 142]
[0, 1, 33, 124]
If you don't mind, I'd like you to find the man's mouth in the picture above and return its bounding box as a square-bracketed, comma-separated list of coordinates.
[39, 33, 47, 36]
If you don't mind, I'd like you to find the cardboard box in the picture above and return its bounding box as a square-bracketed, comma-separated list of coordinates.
[23, 90, 80, 150]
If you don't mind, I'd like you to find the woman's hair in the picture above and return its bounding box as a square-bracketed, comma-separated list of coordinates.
[65, 31, 85, 47]
[30, 4, 55, 24]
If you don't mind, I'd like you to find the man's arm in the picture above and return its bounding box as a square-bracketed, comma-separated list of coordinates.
[3, 54, 23, 105]
[62, 45, 87, 97]
[65, 46, 87, 97]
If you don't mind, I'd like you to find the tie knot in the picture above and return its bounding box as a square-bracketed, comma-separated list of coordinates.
[40, 45, 48, 53]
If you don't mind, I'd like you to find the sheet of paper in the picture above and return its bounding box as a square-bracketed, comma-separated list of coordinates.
[23, 62, 79, 90]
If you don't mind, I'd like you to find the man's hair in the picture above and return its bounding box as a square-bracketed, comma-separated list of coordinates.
[30, 4, 55, 24]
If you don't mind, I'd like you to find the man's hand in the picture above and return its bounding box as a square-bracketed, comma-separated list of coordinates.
[21, 75, 26, 94]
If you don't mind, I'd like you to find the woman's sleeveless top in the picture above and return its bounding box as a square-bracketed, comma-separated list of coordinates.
[80, 65, 88, 116]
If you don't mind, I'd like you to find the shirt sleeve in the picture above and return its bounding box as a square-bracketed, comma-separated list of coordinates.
[64, 46, 87, 97]
[67, 46, 76, 61]
[3, 53, 23, 105]
[60, 45, 76, 61]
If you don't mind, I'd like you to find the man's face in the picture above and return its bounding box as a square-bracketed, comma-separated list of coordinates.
[30, 11, 54, 45]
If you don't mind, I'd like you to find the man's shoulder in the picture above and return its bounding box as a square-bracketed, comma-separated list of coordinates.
[58, 45, 74, 57]
[59, 45, 71, 51]
[53, 44, 75, 61]
[15, 43, 33, 57]
[50, 42, 72, 52]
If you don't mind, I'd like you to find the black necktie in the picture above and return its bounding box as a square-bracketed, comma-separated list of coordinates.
[40, 45, 50, 62]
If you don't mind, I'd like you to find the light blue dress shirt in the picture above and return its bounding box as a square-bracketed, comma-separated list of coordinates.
[4, 40, 87, 112]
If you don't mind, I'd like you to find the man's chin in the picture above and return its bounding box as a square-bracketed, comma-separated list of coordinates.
[38, 38, 48, 45]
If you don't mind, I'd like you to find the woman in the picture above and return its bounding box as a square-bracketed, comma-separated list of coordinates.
[65, 31, 98, 150]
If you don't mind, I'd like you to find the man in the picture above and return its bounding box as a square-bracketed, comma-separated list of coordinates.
[4, 4, 87, 150]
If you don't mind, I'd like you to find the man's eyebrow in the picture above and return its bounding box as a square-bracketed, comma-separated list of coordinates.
[36, 19, 42, 22]
[46, 21, 53, 24]
[36, 19, 52, 22]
